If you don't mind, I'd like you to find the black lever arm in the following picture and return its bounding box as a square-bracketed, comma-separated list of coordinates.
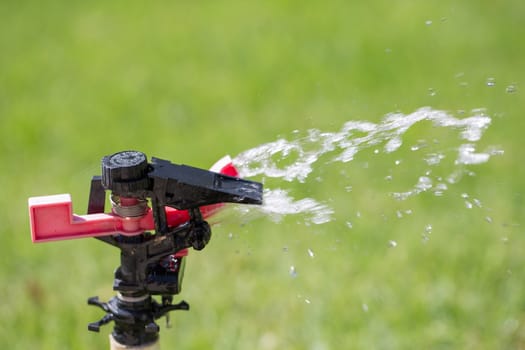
[100, 151, 263, 235]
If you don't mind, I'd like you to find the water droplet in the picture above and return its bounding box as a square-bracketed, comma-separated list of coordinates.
[307, 248, 315, 258]
[485, 216, 493, 224]
[362, 303, 369, 312]
[425, 20, 433, 25]
[447, 171, 462, 184]
[488, 147, 504, 156]
[346, 221, 353, 229]
[374, 149, 380, 154]
[428, 88, 436, 96]
[433, 183, 448, 196]
[486, 77, 496, 87]
[289, 265, 298, 278]
[425, 153, 445, 165]
[422, 224, 432, 243]
[304, 298, 311, 304]
[416, 176, 433, 192]
[228, 232, 234, 240]
[395, 160, 401, 165]
[396, 210, 403, 218]
[388, 240, 397, 248]
[356, 211, 362, 218]
[392, 192, 410, 201]
[385, 175, 393, 181]
[465, 201, 473, 209]
[502, 318, 519, 334]
[385, 137, 402, 153]
[506, 84, 518, 93]
[345, 185, 353, 192]
[473, 198, 482, 208]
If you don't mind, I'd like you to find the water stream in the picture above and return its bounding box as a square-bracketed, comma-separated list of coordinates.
[230, 107, 501, 225]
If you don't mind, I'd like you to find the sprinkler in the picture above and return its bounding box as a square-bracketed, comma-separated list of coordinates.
[28, 151, 263, 349]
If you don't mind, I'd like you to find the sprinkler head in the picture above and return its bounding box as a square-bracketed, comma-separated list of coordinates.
[28, 151, 264, 347]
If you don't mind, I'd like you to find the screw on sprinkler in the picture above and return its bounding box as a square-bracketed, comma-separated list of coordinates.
[28, 150, 263, 349]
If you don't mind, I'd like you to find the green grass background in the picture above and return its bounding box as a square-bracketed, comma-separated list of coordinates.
[1, 0, 524, 349]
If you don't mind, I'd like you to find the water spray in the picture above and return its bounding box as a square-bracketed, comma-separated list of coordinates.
[28, 150, 263, 349]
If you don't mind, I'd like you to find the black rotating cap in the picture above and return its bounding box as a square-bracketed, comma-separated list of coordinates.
[102, 151, 150, 196]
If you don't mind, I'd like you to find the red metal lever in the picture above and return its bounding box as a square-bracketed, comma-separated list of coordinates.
[29, 156, 238, 243]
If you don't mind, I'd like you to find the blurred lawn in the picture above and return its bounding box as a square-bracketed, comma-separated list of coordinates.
[1, 0, 524, 349]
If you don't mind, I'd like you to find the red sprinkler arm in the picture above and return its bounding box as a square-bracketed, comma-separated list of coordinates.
[28, 157, 245, 243]
[30, 195, 195, 242]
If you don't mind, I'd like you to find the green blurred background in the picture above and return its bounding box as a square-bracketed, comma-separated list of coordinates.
[1, 0, 524, 349]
